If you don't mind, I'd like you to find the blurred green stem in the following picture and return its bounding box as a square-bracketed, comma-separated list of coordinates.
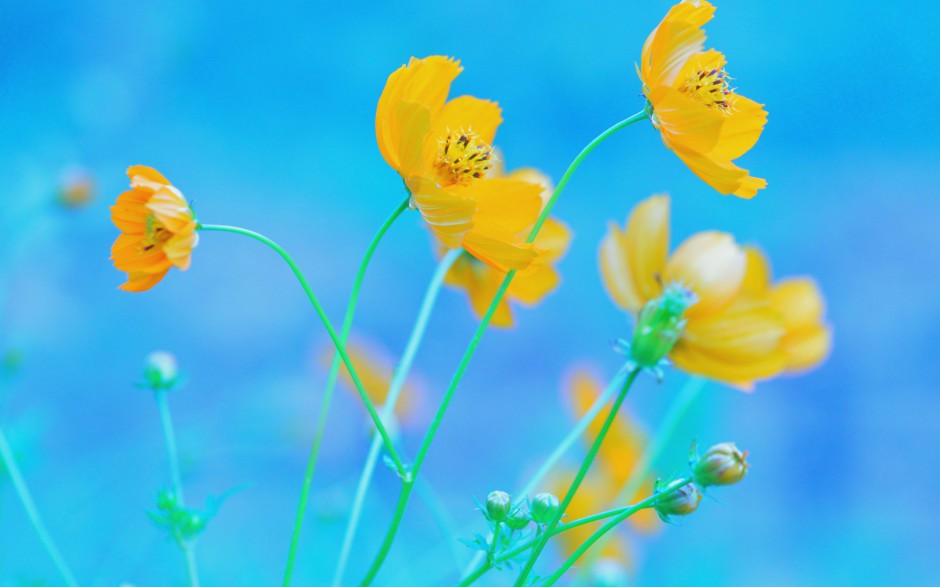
[332, 249, 460, 587]
[0, 425, 80, 587]
[154, 389, 200, 587]
[358, 110, 650, 587]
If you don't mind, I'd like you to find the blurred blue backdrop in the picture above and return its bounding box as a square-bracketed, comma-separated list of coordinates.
[1, 0, 938, 585]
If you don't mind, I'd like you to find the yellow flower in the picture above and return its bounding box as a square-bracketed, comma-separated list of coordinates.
[375, 56, 544, 271]
[639, 0, 767, 199]
[327, 336, 421, 427]
[444, 164, 572, 327]
[58, 167, 95, 208]
[110, 166, 198, 292]
[600, 195, 787, 388]
[742, 247, 833, 373]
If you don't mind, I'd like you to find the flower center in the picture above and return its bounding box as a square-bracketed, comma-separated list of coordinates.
[680, 68, 734, 113]
[435, 129, 493, 186]
[142, 214, 171, 251]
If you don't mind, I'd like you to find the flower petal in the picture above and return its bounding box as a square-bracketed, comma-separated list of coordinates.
[430, 95, 502, 147]
[163, 224, 198, 270]
[146, 188, 193, 234]
[119, 270, 170, 292]
[127, 165, 171, 191]
[640, 0, 715, 89]
[671, 144, 767, 199]
[406, 177, 475, 249]
[664, 231, 745, 318]
[651, 85, 724, 154]
[445, 254, 514, 327]
[110, 189, 151, 233]
[740, 245, 772, 296]
[468, 178, 542, 236]
[462, 228, 537, 273]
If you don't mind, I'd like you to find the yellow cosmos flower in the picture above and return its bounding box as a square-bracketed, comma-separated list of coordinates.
[444, 165, 572, 327]
[110, 166, 198, 292]
[600, 195, 788, 388]
[742, 247, 833, 373]
[640, 0, 767, 199]
[328, 336, 421, 427]
[376, 56, 543, 272]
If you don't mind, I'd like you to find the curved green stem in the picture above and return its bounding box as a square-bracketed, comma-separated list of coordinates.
[277, 196, 409, 586]
[0, 426, 79, 587]
[358, 110, 649, 586]
[573, 376, 706, 582]
[461, 369, 627, 578]
[513, 369, 640, 586]
[199, 223, 405, 477]
[154, 389, 200, 587]
[332, 249, 460, 587]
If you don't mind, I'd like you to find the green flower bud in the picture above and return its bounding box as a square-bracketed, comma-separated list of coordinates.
[693, 442, 749, 487]
[144, 351, 179, 390]
[654, 481, 701, 520]
[485, 491, 511, 522]
[628, 285, 696, 370]
[505, 506, 531, 531]
[531, 492, 560, 524]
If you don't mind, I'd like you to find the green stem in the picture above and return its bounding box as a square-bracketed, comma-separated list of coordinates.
[154, 389, 200, 587]
[332, 249, 460, 587]
[198, 223, 406, 477]
[574, 376, 706, 582]
[279, 196, 409, 586]
[358, 110, 649, 586]
[0, 425, 79, 587]
[457, 478, 692, 587]
[487, 522, 502, 565]
[513, 369, 640, 586]
[540, 477, 694, 587]
[461, 370, 626, 578]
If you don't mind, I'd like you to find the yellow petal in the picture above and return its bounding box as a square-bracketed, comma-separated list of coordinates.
[507, 263, 560, 306]
[375, 56, 462, 172]
[505, 167, 553, 205]
[770, 278, 825, 331]
[664, 231, 746, 318]
[532, 217, 572, 263]
[740, 246, 772, 296]
[671, 143, 767, 199]
[640, 1, 715, 89]
[462, 229, 537, 273]
[599, 195, 670, 313]
[650, 85, 724, 154]
[119, 269, 169, 292]
[712, 94, 768, 161]
[396, 101, 433, 178]
[110, 189, 151, 233]
[468, 178, 542, 236]
[405, 177, 475, 249]
[444, 255, 514, 327]
[163, 225, 198, 270]
[111, 233, 173, 273]
[782, 324, 832, 373]
[146, 188, 193, 234]
[127, 165, 170, 190]
[429, 95, 502, 147]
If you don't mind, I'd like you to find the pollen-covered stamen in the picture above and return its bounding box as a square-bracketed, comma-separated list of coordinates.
[680, 68, 735, 113]
[435, 128, 493, 186]
[141, 214, 171, 252]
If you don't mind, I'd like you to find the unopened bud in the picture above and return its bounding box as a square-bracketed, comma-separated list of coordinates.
[629, 285, 696, 370]
[531, 492, 560, 524]
[505, 506, 531, 531]
[485, 491, 511, 522]
[144, 351, 179, 390]
[693, 442, 749, 487]
[654, 480, 701, 520]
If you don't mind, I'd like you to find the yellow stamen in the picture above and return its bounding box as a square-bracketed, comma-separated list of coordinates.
[679, 68, 735, 113]
[435, 129, 493, 186]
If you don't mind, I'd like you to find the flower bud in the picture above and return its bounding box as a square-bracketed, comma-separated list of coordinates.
[629, 285, 696, 370]
[485, 491, 511, 522]
[144, 351, 179, 390]
[693, 442, 749, 487]
[654, 481, 701, 520]
[505, 506, 531, 531]
[530, 492, 560, 524]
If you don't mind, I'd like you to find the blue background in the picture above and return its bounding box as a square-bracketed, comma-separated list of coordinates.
[1, 0, 938, 585]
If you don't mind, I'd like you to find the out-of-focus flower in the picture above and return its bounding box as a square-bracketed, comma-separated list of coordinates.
[143, 351, 180, 391]
[444, 164, 572, 327]
[110, 166, 198, 292]
[325, 336, 421, 428]
[58, 167, 95, 208]
[691, 442, 749, 487]
[653, 480, 702, 520]
[742, 247, 832, 373]
[600, 195, 790, 388]
[639, 0, 767, 199]
[375, 56, 544, 272]
[549, 470, 633, 566]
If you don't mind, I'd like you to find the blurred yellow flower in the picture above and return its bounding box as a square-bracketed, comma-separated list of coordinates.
[548, 366, 661, 568]
[326, 336, 421, 427]
[110, 166, 198, 292]
[58, 167, 95, 208]
[742, 247, 832, 373]
[639, 0, 767, 199]
[444, 165, 572, 327]
[600, 195, 787, 388]
[375, 56, 543, 272]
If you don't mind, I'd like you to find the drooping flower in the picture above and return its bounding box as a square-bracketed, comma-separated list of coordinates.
[639, 0, 767, 199]
[376, 56, 544, 271]
[741, 247, 832, 373]
[600, 195, 788, 387]
[444, 164, 572, 327]
[326, 336, 422, 429]
[110, 166, 198, 292]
